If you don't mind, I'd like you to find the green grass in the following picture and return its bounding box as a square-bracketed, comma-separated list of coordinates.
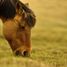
[0, 0, 67, 67]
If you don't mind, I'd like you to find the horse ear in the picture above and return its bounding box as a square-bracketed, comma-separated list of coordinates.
[25, 3, 29, 7]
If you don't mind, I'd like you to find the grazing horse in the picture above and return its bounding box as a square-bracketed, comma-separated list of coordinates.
[3, 1, 36, 56]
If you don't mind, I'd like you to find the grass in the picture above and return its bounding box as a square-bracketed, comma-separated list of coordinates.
[0, 0, 67, 67]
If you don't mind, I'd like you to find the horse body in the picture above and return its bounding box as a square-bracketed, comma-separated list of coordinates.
[0, 0, 18, 19]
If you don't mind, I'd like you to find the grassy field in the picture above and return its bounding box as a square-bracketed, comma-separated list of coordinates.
[0, 0, 67, 67]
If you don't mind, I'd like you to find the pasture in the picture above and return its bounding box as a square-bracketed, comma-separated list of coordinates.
[0, 0, 67, 67]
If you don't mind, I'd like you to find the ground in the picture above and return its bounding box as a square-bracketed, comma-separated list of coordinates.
[0, 0, 67, 67]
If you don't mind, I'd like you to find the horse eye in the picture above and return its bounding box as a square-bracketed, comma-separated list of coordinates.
[21, 26, 25, 29]
[19, 22, 25, 30]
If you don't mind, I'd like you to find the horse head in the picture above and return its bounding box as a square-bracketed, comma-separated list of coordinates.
[3, 2, 36, 57]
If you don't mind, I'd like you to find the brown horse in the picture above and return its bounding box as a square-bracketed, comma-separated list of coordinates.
[3, 1, 36, 56]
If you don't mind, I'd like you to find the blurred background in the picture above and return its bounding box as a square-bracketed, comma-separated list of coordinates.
[0, 0, 67, 67]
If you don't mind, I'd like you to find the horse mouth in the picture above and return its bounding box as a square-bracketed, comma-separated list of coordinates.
[15, 50, 30, 57]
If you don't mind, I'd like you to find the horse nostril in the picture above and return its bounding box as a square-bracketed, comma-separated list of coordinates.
[23, 51, 30, 57]
[21, 26, 25, 29]
[15, 51, 20, 56]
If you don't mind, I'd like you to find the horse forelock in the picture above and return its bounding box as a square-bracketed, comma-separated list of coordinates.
[17, 2, 36, 28]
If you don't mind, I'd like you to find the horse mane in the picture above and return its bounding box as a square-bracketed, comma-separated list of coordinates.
[0, 0, 36, 27]
[17, 1, 36, 27]
[0, 0, 18, 19]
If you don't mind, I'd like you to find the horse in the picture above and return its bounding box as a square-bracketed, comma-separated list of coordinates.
[3, 1, 36, 56]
